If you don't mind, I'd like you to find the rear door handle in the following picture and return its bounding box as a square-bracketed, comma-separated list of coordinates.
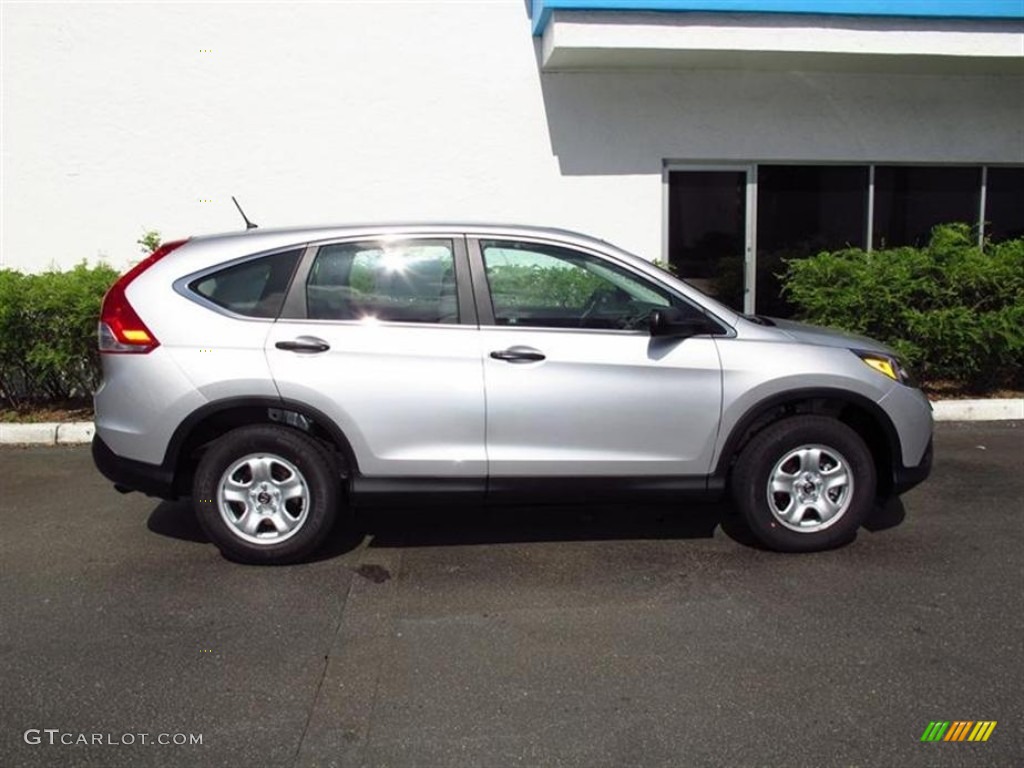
[275, 336, 330, 354]
[490, 346, 546, 363]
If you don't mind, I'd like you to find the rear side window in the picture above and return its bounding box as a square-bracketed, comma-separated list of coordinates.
[306, 239, 458, 324]
[190, 249, 301, 318]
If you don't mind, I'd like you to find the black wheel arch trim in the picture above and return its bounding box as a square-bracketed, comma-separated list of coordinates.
[711, 387, 907, 489]
[163, 396, 360, 480]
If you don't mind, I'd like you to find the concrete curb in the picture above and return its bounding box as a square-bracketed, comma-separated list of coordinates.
[0, 421, 97, 446]
[931, 398, 1024, 422]
[0, 423, 60, 445]
[56, 422, 96, 444]
[0, 399, 1021, 445]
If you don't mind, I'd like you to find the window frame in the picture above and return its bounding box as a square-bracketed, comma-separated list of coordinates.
[175, 245, 306, 322]
[278, 234, 477, 326]
[467, 235, 726, 336]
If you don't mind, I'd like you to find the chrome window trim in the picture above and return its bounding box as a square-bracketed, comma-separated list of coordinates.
[273, 318, 481, 331]
[477, 324, 734, 339]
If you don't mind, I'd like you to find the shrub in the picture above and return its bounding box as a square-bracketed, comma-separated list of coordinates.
[486, 263, 604, 309]
[0, 262, 119, 407]
[137, 230, 162, 255]
[781, 224, 1024, 391]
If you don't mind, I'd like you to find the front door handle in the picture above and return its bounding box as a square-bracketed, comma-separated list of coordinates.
[490, 346, 546, 363]
[275, 336, 330, 354]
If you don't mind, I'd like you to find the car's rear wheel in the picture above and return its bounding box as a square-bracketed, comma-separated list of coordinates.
[193, 425, 341, 564]
[731, 415, 876, 552]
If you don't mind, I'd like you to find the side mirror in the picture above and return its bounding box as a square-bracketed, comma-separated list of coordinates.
[648, 307, 711, 338]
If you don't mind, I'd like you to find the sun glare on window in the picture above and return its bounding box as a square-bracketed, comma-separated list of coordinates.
[380, 251, 407, 273]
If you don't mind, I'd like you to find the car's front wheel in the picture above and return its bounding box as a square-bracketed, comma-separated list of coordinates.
[731, 415, 876, 552]
[193, 425, 341, 564]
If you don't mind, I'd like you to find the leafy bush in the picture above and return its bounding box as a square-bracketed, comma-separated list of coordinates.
[782, 223, 1024, 391]
[486, 264, 604, 309]
[137, 230, 162, 254]
[0, 262, 119, 407]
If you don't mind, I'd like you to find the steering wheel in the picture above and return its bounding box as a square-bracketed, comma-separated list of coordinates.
[578, 288, 608, 327]
[578, 286, 633, 328]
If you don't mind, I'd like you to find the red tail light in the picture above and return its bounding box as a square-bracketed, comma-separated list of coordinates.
[99, 238, 188, 353]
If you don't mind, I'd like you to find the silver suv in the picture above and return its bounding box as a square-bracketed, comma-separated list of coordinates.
[92, 224, 933, 563]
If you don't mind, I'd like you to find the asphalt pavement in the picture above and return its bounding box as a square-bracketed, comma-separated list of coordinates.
[1, 422, 1021, 767]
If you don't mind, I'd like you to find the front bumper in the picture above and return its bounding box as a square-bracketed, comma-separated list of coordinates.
[92, 435, 177, 499]
[891, 437, 933, 495]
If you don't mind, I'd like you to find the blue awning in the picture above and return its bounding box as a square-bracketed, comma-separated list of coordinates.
[530, 1, 1024, 35]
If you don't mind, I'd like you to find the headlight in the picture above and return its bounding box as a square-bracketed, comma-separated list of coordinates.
[852, 350, 916, 386]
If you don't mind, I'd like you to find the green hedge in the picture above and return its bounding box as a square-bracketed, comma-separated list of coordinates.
[1, 224, 1021, 407]
[486, 263, 604, 309]
[782, 224, 1024, 391]
[0, 263, 119, 406]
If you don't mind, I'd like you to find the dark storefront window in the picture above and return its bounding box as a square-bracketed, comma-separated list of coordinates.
[667, 170, 746, 311]
[756, 165, 868, 316]
[667, 163, 1020, 319]
[985, 167, 1024, 242]
[873, 166, 981, 249]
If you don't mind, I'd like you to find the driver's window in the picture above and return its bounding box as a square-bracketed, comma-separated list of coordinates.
[481, 240, 687, 331]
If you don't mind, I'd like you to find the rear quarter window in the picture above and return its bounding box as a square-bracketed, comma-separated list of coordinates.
[190, 249, 301, 318]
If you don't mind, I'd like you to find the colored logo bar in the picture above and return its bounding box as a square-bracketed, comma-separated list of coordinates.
[921, 721, 997, 742]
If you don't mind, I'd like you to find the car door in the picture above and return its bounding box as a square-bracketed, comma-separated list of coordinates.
[471, 236, 724, 480]
[266, 235, 486, 479]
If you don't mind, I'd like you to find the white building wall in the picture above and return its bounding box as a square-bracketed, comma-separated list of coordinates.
[2, 1, 1022, 272]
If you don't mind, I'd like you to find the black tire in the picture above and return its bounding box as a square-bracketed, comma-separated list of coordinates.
[731, 415, 876, 553]
[192, 424, 341, 564]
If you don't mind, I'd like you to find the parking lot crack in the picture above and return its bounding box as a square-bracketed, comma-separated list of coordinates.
[292, 572, 355, 766]
[292, 550, 402, 767]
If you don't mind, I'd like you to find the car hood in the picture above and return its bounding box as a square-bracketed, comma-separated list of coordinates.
[767, 318, 896, 355]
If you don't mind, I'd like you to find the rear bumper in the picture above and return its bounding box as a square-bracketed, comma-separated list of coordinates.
[892, 437, 933, 495]
[92, 435, 177, 499]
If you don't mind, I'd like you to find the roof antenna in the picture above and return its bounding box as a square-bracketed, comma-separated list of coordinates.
[231, 196, 258, 230]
